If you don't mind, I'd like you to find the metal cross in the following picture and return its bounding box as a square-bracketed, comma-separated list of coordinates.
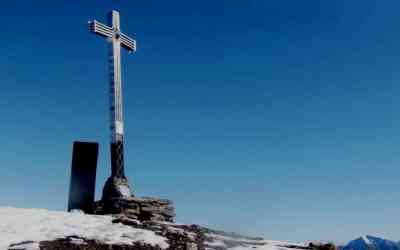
[88, 10, 136, 180]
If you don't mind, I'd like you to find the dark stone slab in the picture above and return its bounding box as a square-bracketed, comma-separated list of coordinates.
[68, 141, 99, 213]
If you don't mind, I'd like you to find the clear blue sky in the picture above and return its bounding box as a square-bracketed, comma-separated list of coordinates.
[1, 0, 400, 243]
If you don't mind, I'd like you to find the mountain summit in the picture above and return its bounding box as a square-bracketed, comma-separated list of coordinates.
[1, 207, 311, 250]
[342, 235, 400, 250]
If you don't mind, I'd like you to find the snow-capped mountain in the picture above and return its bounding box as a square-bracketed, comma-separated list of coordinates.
[342, 235, 400, 250]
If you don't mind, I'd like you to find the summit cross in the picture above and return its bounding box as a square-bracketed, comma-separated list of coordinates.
[88, 10, 136, 199]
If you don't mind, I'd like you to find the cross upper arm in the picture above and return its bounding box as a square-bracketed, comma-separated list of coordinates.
[120, 33, 136, 52]
[89, 20, 113, 38]
[89, 19, 136, 52]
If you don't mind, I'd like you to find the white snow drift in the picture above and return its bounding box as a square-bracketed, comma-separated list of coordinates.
[204, 232, 305, 250]
[0, 207, 168, 250]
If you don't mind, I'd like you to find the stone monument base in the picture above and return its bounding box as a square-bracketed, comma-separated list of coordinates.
[94, 196, 175, 222]
[102, 177, 133, 200]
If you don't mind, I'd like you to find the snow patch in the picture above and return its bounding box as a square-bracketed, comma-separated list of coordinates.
[117, 184, 132, 198]
[8, 241, 39, 250]
[362, 236, 371, 245]
[205, 233, 305, 250]
[228, 241, 303, 250]
[0, 207, 168, 250]
[229, 245, 280, 250]
[68, 236, 87, 245]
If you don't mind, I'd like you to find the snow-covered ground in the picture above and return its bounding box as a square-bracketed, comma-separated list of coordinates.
[229, 246, 293, 250]
[204, 232, 306, 250]
[0, 207, 168, 250]
[0, 206, 309, 250]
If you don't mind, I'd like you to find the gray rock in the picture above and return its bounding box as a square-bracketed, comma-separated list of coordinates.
[102, 177, 133, 201]
[94, 196, 175, 223]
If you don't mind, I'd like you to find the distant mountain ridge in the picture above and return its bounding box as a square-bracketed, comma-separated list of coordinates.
[342, 235, 400, 250]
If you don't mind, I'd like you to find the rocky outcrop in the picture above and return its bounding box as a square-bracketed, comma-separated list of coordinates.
[309, 242, 336, 250]
[20, 217, 311, 250]
[112, 216, 203, 250]
[39, 236, 163, 250]
[4, 207, 315, 250]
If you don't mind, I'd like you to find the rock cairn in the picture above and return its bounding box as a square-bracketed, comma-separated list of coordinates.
[94, 196, 175, 223]
[96, 176, 175, 222]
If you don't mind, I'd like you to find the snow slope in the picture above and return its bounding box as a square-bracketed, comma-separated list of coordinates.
[213, 241, 300, 250]
[0, 207, 168, 250]
[204, 231, 306, 250]
[0, 207, 310, 250]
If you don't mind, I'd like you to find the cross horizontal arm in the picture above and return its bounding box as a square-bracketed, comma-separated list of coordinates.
[120, 33, 136, 52]
[89, 20, 113, 38]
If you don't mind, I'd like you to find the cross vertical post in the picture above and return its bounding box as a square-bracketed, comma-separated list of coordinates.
[108, 11, 125, 179]
[89, 10, 136, 199]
